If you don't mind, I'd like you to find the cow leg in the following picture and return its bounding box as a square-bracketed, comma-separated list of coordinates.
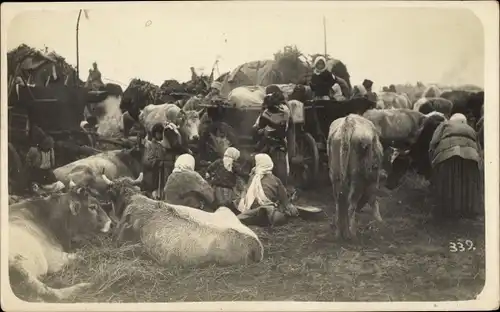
[347, 186, 363, 240]
[10, 262, 90, 301]
[366, 184, 384, 223]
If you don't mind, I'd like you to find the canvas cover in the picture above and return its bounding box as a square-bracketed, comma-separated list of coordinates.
[227, 86, 266, 109]
[220, 60, 282, 98]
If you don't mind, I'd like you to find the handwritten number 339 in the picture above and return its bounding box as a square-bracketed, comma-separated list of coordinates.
[449, 240, 475, 252]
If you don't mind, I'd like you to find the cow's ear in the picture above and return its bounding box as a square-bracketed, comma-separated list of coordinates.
[76, 187, 88, 196]
[69, 201, 81, 216]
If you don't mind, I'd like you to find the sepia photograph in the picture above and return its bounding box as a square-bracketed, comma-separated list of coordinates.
[1, 1, 498, 310]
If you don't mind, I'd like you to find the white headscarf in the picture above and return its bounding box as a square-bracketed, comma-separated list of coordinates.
[172, 154, 196, 173]
[313, 56, 327, 75]
[223, 147, 241, 172]
[237, 154, 274, 212]
[450, 113, 467, 124]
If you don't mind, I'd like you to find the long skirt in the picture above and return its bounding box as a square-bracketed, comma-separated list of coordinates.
[431, 156, 481, 220]
[214, 186, 235, 206]
[269, 149, 289, 187]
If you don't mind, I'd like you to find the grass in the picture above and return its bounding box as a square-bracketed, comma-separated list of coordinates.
[14, 171, 483, 303]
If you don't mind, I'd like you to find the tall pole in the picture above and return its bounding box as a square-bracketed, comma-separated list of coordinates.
[76, 9, 82, 85]
[323, 16, 327, 56]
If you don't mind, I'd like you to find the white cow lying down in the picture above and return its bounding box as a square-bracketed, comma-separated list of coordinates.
[105, 175, 264, 267]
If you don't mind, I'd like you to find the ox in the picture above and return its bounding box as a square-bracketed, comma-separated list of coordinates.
[9, 182, 111, 301]
[376, 91, 412, 109]
[139, 103, 203, 142]
[441, 90, 484, 127]
[413, 97, 454, 118]
[102, 175, 264, 267]
[362, 109, 428, 149]
[53, 148, 143, 197]
[327, 114, 384, 240]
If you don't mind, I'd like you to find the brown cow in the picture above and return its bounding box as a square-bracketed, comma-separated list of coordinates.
[327, 114, 384, 240]
[9, 182, 111, 301]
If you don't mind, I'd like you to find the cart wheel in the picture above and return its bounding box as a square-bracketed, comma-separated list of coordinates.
[291, 132, 319, 189]
[8, 143, 27, 193]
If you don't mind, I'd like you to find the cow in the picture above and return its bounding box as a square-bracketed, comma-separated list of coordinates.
[362, 109, 428, 149]
[9, 182, 112, 301]
[441, 90, 484, 127]
[327, 114, 384, 240]
[53, 148, 143, 196]
[376, 91, 412, 109]
[139, 103, 203, 143]
[385, 113, 447, 189]
[101, 174, 264, 267]
[120, 79, 177, 136]
[413, 97, 454, 118]
[421, 85, 442, 98]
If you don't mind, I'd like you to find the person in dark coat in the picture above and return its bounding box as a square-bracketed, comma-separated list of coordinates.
[25, 126, 65, 192]
[310, 56, 340, 100]
[253, 88, 291, 187]
[205, 147, 248, 212]
[363, 79, 378, 102]
[429, 113, 482, 220]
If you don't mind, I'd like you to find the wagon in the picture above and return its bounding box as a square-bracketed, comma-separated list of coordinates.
[7, 82, 104, 194]
[196, 93, 376, 189]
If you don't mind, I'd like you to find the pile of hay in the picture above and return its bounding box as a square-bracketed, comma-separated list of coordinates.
[8, 44, 83, 86]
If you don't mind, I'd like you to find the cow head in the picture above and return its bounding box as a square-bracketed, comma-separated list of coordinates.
[66, 180, 112, 236]
[176, 109, 203, 142]
[101, 172, 143, 221]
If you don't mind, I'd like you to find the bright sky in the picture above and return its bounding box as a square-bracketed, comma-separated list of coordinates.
[7, 2, 484, 90]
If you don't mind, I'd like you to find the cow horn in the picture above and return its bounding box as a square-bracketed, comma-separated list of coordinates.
[133, 172, 143, 185]
[102, 174, 114, 185]
[69, 180, 77, 188]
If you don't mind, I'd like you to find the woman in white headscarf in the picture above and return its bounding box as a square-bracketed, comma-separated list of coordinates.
[205, 147, 248, 211]
[163, 154, 215, 211]
[428, 113, 482, 220]
[310, 56, 341, 100]
[237, 154, 298, 226]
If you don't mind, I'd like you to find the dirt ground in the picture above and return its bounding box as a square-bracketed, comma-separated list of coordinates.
[10, 171, 482, 303]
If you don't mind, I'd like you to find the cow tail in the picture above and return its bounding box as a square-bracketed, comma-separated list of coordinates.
[339, 116, 354, 183]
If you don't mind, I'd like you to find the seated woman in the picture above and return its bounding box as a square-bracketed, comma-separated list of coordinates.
[25, 127, 65, 193]
[237, 153, 298, 226]
[205, 147, 248, 212]
[429, 113, 482, 220]
[163, 154, 215, 211]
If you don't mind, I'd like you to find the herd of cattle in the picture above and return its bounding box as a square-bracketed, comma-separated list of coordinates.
[8, 82, 484, 302]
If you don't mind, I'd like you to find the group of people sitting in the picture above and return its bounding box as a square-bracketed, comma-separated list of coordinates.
[142, 81, 301, 226]
[156, 149, 299, 227]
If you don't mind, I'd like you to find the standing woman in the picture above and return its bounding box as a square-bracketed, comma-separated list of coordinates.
[429, 113, 482, 220]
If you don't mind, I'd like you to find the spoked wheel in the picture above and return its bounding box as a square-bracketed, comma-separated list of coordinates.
[200, 122, 238, 163]
[289, 132, 319, 189]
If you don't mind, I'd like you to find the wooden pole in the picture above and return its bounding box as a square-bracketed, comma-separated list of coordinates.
[76, 10, 82, 85]
[323, 16, 327, 56]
